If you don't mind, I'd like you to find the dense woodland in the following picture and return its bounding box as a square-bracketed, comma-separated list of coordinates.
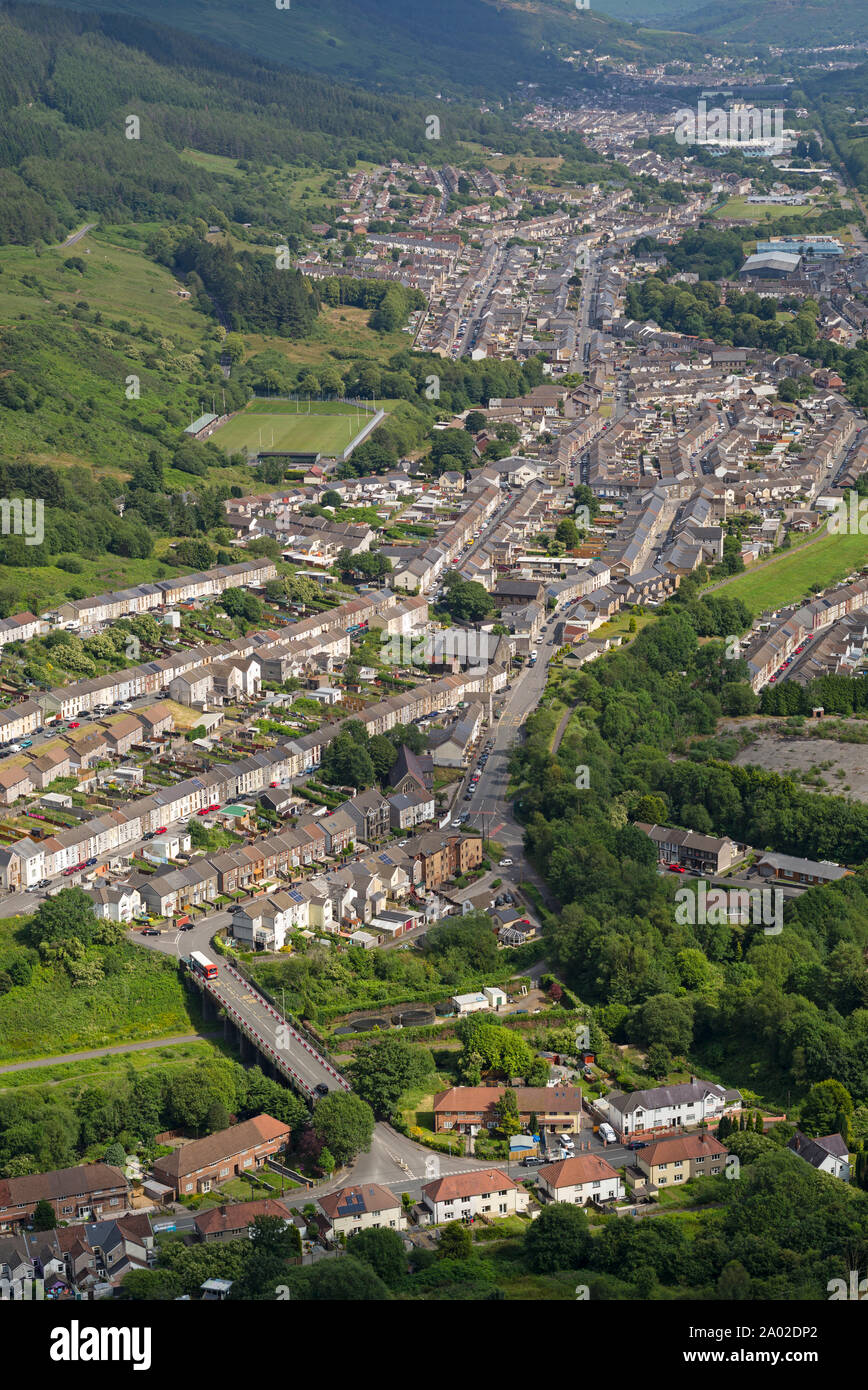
[512, 594, 868, 1116]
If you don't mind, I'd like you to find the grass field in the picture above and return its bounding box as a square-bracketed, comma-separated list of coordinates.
[214, 398, 379, 457]
[0, 916, 198, 1064]
[712, 196, 821, 224]
[712, 527, 868, 613]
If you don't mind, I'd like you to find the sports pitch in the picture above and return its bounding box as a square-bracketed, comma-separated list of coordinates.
[211, 399, 377, 457]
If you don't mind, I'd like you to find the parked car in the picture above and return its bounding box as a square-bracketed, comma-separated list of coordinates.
[142, 928, 160, 937]
[667, 863, 686, 873]
[68, 722, 80, 729]
[499, 858, 513, 867]
[85, 857, 98, 866]
[315, 1083, 330, 1098]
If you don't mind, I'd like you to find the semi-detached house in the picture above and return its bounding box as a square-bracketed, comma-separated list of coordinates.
[421, 1168, 528, 1224]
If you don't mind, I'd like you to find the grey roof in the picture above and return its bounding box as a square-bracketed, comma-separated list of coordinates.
[606, 1079, 729, 1116]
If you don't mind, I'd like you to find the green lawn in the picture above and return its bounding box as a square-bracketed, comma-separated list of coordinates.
[711, 527, 868, 614]
[711, 196, 820, 223]
[213, 398, 380, 457]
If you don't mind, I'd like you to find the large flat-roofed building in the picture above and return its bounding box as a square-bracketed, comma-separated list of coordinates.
[756, 237, 843, 259]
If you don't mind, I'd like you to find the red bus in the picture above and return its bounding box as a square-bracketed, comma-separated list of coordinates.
[189, 951, 218, 980]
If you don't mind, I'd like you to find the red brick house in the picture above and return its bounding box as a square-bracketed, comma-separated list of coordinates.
[151, 1115, 291, 1198]
[0, 1164, 128, 1233]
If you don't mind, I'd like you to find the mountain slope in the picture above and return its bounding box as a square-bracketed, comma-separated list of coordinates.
[15, 0, 708, 97]
[594, 0, 868, 47]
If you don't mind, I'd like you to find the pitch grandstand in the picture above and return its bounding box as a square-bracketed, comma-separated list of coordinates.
[210, 397, 383, 460]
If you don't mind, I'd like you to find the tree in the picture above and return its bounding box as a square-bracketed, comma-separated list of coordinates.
[523, 1202, 590, 1272]
[441, 579, 494, 624]
[349, 1226, 406, 1286]
[121, 1268, 182, 1300]
[438, 1222, 472, 1260]
[350, 1035, 435, 1120]
[104, 1142, 126, 1168]
[336, 550, 392, 584]
[799, 1079, 853, 1141]
[465, 411, 487, 433]
[32, 1199, 57, 1231]
[555, 517, 581, 549]
[311, 1092, 375, 1165]
[292, 1255, 390, 1300]
[494, 1087, 522, 1137]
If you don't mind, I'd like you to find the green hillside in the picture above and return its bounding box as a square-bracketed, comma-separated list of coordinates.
[16, 0, 708, 97]
[595, 0, 868, 45]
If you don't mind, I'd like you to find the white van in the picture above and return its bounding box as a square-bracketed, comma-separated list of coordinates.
[598, 1123, 617, 1145]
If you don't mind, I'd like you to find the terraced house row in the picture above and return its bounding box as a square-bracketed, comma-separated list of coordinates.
[0, 586, 401, 741]
[744, 574, 868, 692]
[0, 664, 505, 890]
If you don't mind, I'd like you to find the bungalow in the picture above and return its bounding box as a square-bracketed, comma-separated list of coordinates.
[537, 1153, 623, 1206]
[787, 1131, 850, 1181]
[193, 1199, 296, 1243]
[421, 1168, 529, 1223]
[756, 853, 848, 886]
